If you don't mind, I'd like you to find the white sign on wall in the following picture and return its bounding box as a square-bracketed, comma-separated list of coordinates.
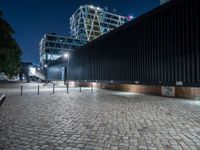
[161, 86, 175, 97]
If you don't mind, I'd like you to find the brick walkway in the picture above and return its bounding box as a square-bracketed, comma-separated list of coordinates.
[0, 83, 200, 150]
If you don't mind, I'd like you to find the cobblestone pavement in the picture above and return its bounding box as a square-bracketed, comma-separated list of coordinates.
[1, 82, 200, 150]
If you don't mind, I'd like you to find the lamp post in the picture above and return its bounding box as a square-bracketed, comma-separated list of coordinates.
[63, 53, 70, 92]
[44, 64, 48, 84]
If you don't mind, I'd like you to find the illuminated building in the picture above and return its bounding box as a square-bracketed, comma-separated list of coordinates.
[39, 33, 86, 67]
[70, 5, 128, 41]
[40, 5, 129, 68]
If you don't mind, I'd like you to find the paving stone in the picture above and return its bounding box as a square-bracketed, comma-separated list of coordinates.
[0, 82, 200, 149]
[64, 147, 73, 150]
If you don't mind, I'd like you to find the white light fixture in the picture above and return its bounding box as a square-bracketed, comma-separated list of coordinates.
[97, 7, 101, 10]
[135, 81, 139, 84]
[93, 82, 97, 86]
[176, 81, 183, 86]
[64, 53, 69, 58]
[69, 81, 75, 86]
[44, 64, 48, 68]
[90, 5, 94, 9]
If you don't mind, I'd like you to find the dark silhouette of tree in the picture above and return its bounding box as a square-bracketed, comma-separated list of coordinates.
[0, 10, 22, 78]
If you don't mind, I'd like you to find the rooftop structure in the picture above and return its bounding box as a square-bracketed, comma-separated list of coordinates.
[70, 5, 128, 41]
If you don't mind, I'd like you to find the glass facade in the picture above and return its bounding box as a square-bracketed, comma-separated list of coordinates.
[39, 34, 86, 67]
[40, 5, 129, 68]
[70, 5, 128, 41]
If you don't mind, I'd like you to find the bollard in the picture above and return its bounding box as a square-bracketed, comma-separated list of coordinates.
[20, 85, 23, 96]
[91, 83, 93, 92]
[53, 84, 55, 94]
[0, 94, 6, 106]
[67, 82, 69, 94]
[79, 83, 81, 92]
[37, 85, 40, 95]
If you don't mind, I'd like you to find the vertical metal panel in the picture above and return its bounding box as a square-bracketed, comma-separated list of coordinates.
[68, 0, 199, 86]
[190, 0, 195, 83]
[194, 0, 200, 82]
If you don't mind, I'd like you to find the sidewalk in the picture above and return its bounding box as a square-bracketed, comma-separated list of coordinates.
[0, 82, 200, 149]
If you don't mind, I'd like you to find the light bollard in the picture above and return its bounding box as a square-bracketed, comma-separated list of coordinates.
[53, 84, 55, 94]
[67, 82, 69, 94]
[91, 83, 93, 92]
[37, 85, 40, 95]
[79, 83, 81, 92]
[20, 85, 23, 96]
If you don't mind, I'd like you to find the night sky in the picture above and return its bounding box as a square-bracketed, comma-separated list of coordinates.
[1, 0, 159, 64]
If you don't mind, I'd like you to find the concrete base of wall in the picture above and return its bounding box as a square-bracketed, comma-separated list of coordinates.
[82, 82, 200, 99]
[100, 83, 162, 96]
[175, 87, 200, 99]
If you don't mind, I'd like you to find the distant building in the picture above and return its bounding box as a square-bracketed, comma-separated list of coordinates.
[160, 0, 170, 5]
[20, 62, 44, 82]
[70, 5, 128, 41]
[39, 34, 86, 67]
[40, 5, 130, 68]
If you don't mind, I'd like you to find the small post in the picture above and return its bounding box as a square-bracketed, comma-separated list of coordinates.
[67, 82, 69, 94]
[20, 85, 23, 96]
[37, 85, 39, 95]
[79, 83, 81, 92]
[91, 83, 93, 92]
[53, 84, 55, 94]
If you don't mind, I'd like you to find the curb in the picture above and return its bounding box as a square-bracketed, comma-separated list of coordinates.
[0, 94, 6, 106]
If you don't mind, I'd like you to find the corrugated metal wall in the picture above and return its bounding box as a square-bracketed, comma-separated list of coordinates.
[68, 0, 200, 87]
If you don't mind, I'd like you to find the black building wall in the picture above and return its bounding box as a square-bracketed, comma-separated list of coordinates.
[47, 66, 63, 80]
[69, 0, 200, 87]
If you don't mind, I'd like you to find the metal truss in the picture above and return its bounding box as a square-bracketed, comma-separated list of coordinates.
[70, 5, 128, 41]
[39, 33, 86, 67]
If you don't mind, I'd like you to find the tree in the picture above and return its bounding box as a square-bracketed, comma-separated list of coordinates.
[0, 10, 22, 78]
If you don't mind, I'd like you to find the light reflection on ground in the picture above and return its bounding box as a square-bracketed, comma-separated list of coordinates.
[111, 91, 140, 97]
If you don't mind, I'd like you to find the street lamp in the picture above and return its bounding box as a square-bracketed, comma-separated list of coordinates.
[63, 53, 69, 89]
[64, 53, 69, 58]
